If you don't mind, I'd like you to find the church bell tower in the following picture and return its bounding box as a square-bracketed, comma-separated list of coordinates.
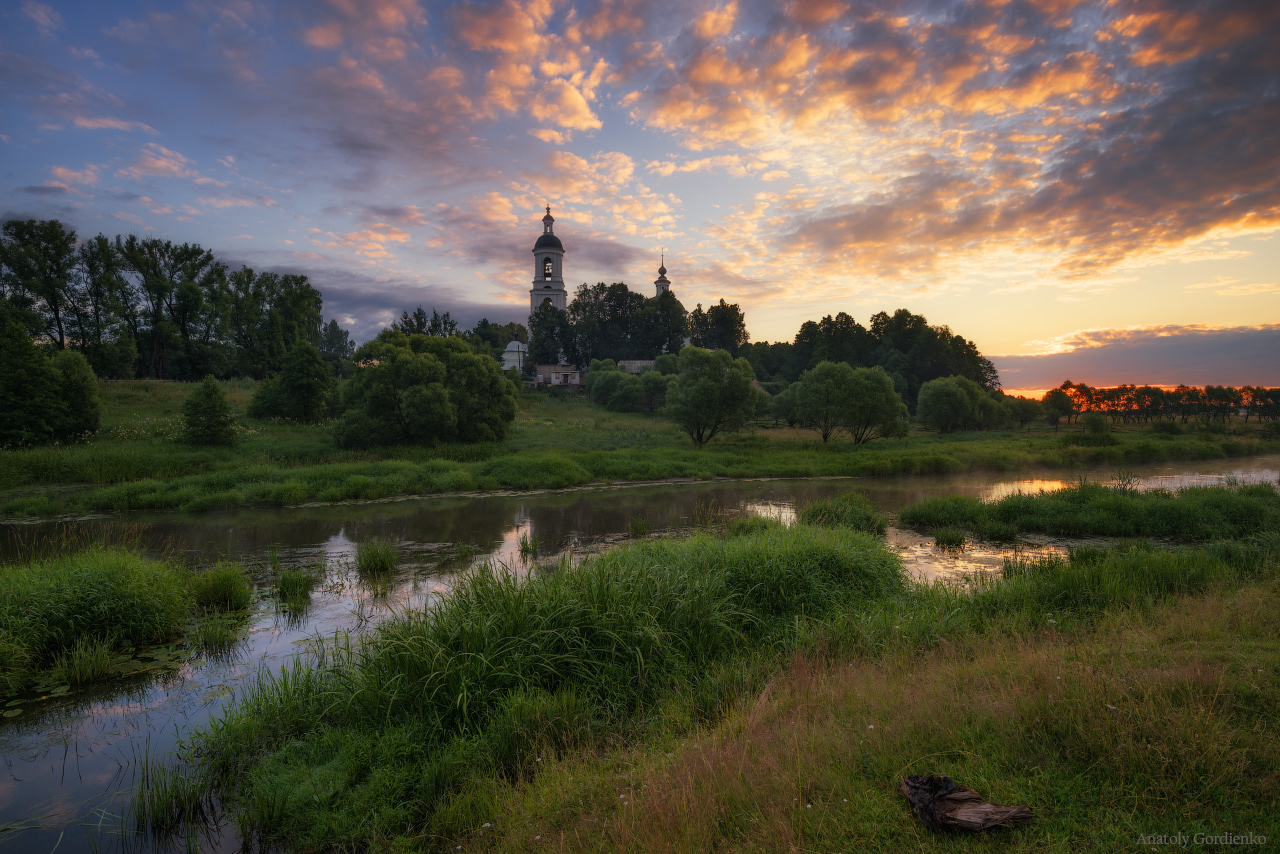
[530, 206, 567, 315]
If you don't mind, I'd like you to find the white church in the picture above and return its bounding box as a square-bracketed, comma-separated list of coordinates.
[508, 206, 672, 383]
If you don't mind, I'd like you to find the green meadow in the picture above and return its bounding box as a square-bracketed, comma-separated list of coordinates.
[2, 380, 1275, 517]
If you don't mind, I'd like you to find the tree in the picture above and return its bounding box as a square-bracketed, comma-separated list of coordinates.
[528, 300, 567, 366]
[0, 304, 64, 447]
[1007, 396, 1045, 430]
[917, 377, 973, 433]
[843, 366, 909, 444]
[795, 361, 853, 442]
[50, 349, 102, 439]
[664, 346, 757, 447]
[1042, 388, 1074, 429]
[248, 343, 333, 423]
[394, 306, 458, 337]
[319, 319, 354, 362]
[689, 299, 749, 356]
[639, 369, 670, 412]
[334, 330, 516, 448]
[182, 376, 237, 445]
[771, 384, 801, 427]
[0, 219, 78, 349]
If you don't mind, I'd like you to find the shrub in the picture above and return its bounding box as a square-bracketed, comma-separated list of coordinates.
[248, 344, 334, 424]
[334, 331, 516, 448]
[664, 346, 758, 447]
[182, 376, 237, 445]
[0, 307, 102, 447]
[1150, 419, 1183, 435]
[1082, 411, 1110, 433]
[916, 377, 973, 433]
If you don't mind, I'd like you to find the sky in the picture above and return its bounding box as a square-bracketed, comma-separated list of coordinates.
[1, 0, 1277, 395]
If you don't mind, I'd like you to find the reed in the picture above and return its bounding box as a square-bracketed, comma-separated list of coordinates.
[190, 563, 254, 612]
[797, 490, 887, 534]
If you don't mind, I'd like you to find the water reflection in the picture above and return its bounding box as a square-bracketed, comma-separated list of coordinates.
[1, 454, 1276, 852]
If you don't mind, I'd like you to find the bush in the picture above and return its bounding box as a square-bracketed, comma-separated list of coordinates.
[247, 344, 333, 424]
[664, 346, 758, 447]
[334, 331, 516, 448]
[182, 376, 237, 445]
[1082, 411, 1110, 434]
[916, 377, 972, 432]
[0, 307, 102, 447]
[1149, 419, 1183, 435]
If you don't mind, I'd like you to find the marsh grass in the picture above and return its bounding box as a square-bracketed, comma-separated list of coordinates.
[454, 543, 478, 563]
[190, 563, 253, 612]
[900, 481, 1280, 541]
[931, 526, 966, 550]
[626, 515, 652, 538]
[0, 547, 192, 694]
[152, 525, 905, 850]
[518, 532, 539, 557]
[190, 614, 248, 657]
[355, 539, 398, 575]
[275, 567, 318, 606]
[797, 490, 887, 534]
[50, 635, 116, 685]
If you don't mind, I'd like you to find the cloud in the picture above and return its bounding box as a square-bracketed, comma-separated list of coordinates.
[116, 143, 197, 179]
[50, 164, 100, 185]
[22, 1, 62, 35]
[993, 324, 1280, 390]
[73, 116, 158, 134]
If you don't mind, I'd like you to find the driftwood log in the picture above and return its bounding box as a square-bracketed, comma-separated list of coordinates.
[899, 775, 1034, 832]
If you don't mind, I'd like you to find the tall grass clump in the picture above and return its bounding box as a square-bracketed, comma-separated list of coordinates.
[0, 547, 192, 694]
[275, 567, 318, 602]
[899, 482, 1280, 541]
[162, 525, 905, 850]
[189, 563, 253, 612]
[797, 490, 887, 534]
[355, 539, 399, 575]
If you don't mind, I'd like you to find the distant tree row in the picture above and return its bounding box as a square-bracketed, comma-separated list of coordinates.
[528, 283, 693, 365]
[0, 219, 334, 381]
[1051, 382, 1280, 424]
[743, 308, 999, 408]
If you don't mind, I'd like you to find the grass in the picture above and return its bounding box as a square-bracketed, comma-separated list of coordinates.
[931, 526, 966, 550]
[142, 516, 1280, 852]
[3, 385, 1276, 518]
[626, 515, 652, 538]
[899, 481, 1280, 541]
[797, 490, 888, 533]
[150, 523, 905, 851]
[276, 567, 319, 602]
[0, 547, 193, 694]
[355, 539, 399, 575]
[190, 563, 254, 611]
[0, 546, 257, 696]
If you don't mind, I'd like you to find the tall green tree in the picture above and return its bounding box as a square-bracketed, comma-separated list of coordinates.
[843, 366, 909, 444]
[0, 304, 63, 447]
[248, 343, 334, 423]
[664, 346, 757, 447]
[528, 300, 567, 365]
[0, 219, 78, 348]
[394, 306, 457, 337]
[917, 377, 974, 433]
[795, 361, 854, 442]
[689, 299, 749, 356]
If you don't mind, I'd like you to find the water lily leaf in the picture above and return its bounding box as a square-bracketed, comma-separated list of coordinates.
[50, 685, 70, 695]
[2, 709, 21, 718]
[4, 699, 24, 707]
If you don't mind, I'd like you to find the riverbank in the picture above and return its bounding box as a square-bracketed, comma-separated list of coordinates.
[3, 383, 1276, 518]
[140, 481, 1280, 851]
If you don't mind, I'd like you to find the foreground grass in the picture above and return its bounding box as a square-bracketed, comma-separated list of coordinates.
[475, 579, 1279, 853]
[144, 507, 1280, 851]
[2, 382, 1276, 517]
[0, 547, 254, 696]
[900, 480, 1280, 541]
[147, 524, 904, 847]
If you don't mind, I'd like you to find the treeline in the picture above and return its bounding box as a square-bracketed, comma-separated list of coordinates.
[1051, 382, 1280, 424]
[743, 308, 999, 407]
[0, 219, 333, 381]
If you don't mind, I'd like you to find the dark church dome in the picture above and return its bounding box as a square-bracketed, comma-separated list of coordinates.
[534, 233, 563, 250]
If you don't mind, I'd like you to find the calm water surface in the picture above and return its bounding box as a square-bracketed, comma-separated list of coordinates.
[2, 455, 1277, 852]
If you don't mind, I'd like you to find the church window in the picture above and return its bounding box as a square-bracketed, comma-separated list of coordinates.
[543, 257, 553, 278]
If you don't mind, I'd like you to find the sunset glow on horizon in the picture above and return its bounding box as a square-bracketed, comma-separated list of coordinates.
[3, 0, 1277, 391]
